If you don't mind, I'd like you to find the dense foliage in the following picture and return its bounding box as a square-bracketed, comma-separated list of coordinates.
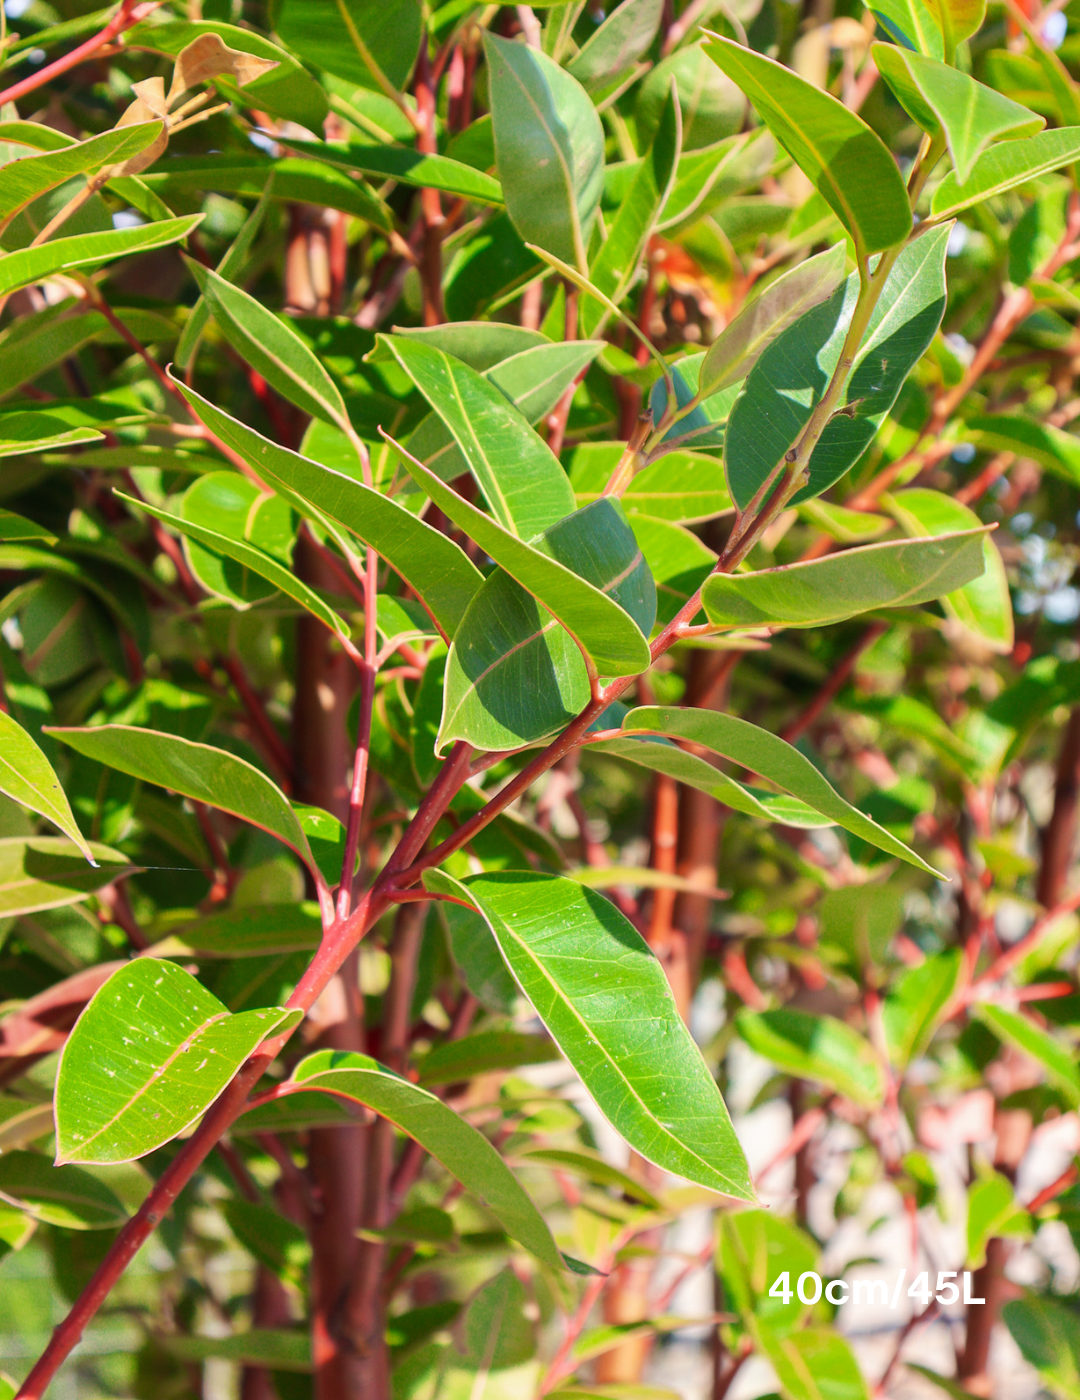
[3, 0, 1080, 1398]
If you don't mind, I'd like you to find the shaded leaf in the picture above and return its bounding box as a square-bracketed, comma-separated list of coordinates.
[0, 124, 163, 228]
[735, 1008, 884, 1106]
[0, 215, 203, 297]
[0, 1152, 126, 1230]
[930, 127, 1080, 221]
[0, 710, 93, 861]
[272, 0, 422, 94]
[882, 950, 961, 1067]
[566, 0, 663, 91]
[283, 138, 503, 205]
[417, 1030, 561, 1086]
[0, 837, 129, 917]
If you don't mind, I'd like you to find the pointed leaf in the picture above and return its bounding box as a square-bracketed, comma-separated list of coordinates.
[874, 44, 1042, 183]
[0, 710, 93, 862]
[701, 528, 988, 630]
[886, 489, 1013, 652]
[281, 138, 503, 205]
[930, 127, 1080, 221]
[566, 0, 663, 91]
[417, 1030, 561, 1086]
[924, 0, 986, 53]
[0, 837, 130, 917]
[55, 959, 301, 1164]
[380, 336, 575, 540]
[484, 33, 605, 270]
[697, 243, 847, 399]
[176, 381, 482, 638]
[283, 1049, 566, 1269]
[192, 263, 349, 430]
[582, 84, 680, 338]
[621, 706, 942, 873]
[0, 215, 203, 297]
[870, 0, 944, 59]
[425, 869, 755, 1200]
[392, 440, 652, 678]
[0, 123, 163, 225]
[46, 725, 319, 876]
[972, 1003, 1080, 1107]
[0, 1152, 126, 1229]
[439, 498, 656, 752]
[735, 1008, 885, 1106]
[0, 411, 102, 458]
[374, 323, 548, 370]
[703, 35, 911, 256]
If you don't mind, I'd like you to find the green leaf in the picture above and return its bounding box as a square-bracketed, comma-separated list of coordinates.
[47, 725, 319, 877]
[424, 870, 755, 1200]
[284, 1048, 566, 1269]
[0, 1151, 126, 1230]
[719, 1209, 819, 1335]
[281, 138, 503, 205]
[519, 1147, 662, 1207]
[637, 43, 744, 152]
[965, 413, 1080, 487]
[417, 1030, 561, 1086]
[587, 736, 835, 828]
[152, 903, 324, 958]
[373, 322, 548, 370]
[0, 710, 93, 862]
[566, 0, 663, 91]
[629, 516, 716, 627]
[0, 410, 102, 458]
[0, 837, 129, 917]
[735, 1008, 884, 1106]
[874, 45, 1041, 185]
[703, 35, 911, 256]
[192, 264, 350, 430]
[176, 381, 482, 638]
[0, 123, 163, 227]
[972, 1003, 1080, 1108]
[724, 225, 950, 510]
[930, 127, 1080, 221]
[141, 153, 391, 230]
[569, 443, 733, 522]
[438, 498, 656, 752]
[925, 0, 986, 55]
[380, 336, 575, 540]
[759, 1328, 870, 1400]
[223, 1199, 311, 1286]
[582, 84, 680, 339]
[55, 959, 301, 1165]
[656, 127, 775, 234]
[117, 491, 350, 642]
[870, 0, 944, 60]
[0, 215, 203, 297]
[164, 1330, 312, 1371]
[620, 706, 942, 874]
[701, 528, 988, 631]
[394, 442, 652, 679]
[965, 1170, 1029, 1267]
[484, 33, 605, 270]
[697, 244, 847, 399]
[1004, 1297, 1080, 1400]
[881, 950, 961, 1067]
[885, 489, 1013, 652]
[125, 19, 328, 129]
[272, 0, 422, 94]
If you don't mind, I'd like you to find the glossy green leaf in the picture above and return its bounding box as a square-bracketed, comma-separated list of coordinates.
[582, 84, 680, 338]
[281, 138, 502, 205]
[0, 837, 129, 917]
[930, 127, 1080, 221]
[284, 1049, 565, 1268]
[886, 489, 1013, 652]
[417, 1030, 561, 1086]
[164, 1330, 312, 1371]
[425, 870, 754, 1200]
[394, 442, 652, 679]
[736, 1008, 884, 1106]
[972, 1003, 1080, 1107]
[1004, 1297, 1080, 1400]
[0, 123, 163, 227]
[870, 0, 944, 59]
[703, 35, 911, 256]
[55, 959, 301, 1164]
[566, 0, 662, 90]
[438, 498, 655, 752]
[380, 336, 575, 540]
[724, 225, 950, 509]
[272, 0, 422, 94]
[117, 492, 349, 641]
[874, 45, 1041, 184]
[141, 154, 391, 229]
[701, 528, 988, 630]
[697, 244, 847, 399]
[965, 413, 1080, 486]
[881, 950, 961, 1067]
[374, 322, 548, 370]
[193, 264, 350, 430]
[0, 1152, 126, 1230]
[403, 341, 603, 494]
[0, 410, 102, 458]
[176, 381, 482, 638]
[0, 710, 93, 862]
[925, 0, 986, 53]
[126, 19, 328, 129]
[569, 443, 733, 522]
[0, 214, 203, 297]
[178, 469, 295, 604]
[152, 902, 323, 958]
[47, 725, 318, 875]
[484, 33, 605, 269]
[621, 706, 942, 873]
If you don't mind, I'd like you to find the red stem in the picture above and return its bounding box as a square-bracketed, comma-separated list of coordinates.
[0, 0, 158, 108]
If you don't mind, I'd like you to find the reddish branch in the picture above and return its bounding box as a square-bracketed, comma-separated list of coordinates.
[0, 0, 163, 108]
